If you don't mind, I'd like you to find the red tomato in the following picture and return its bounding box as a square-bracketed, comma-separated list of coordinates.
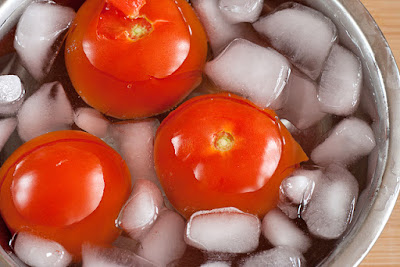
[154, 94, 308, 218]
[0, 130, 131, 259]
[65, 0, 207, 119]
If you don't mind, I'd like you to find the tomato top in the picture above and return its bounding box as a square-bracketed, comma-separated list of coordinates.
[83, 0, 191, 81]
[154, 94, 308, 218]
[65, 0, 207, 119]
[0, 131, 132, 259]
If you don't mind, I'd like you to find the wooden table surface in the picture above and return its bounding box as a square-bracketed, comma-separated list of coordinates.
[359, 0, 400, 266]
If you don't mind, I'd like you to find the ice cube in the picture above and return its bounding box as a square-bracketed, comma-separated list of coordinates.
[240, 246, 305, 267]
[0, 117, 17, 151]
[280, 169, 322, 205]
[137, 209, 186, 266]
[318, 44, 362, 116]
[262, 209, 311, 253]
[219, 0, 263, 24]
[205, 38, 290, 109]
[74, 108, 110, 138]
[277, 202, 299, 220]
[118, 179, 165, 240]
[14, 232, 72, 267]
[311, 117, 376, 166]
[82, 243, 156, 267]
[253, 3, 337, 80]
[191, 0, 258, 55]
[14, 2, 76, 81]
[302, 164, 359, 239]
[201, 261, 231, 267]
[277, 169, 322, 219]
[0, 75, 25, 115]
[108, 119, 160, 187]
[185, 207, 261, 253]
[277, 72, 326, 130]
[17, 81, 73, 142]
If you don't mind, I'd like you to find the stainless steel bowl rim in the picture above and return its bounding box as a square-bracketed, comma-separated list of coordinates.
[0, 0, 399, 266]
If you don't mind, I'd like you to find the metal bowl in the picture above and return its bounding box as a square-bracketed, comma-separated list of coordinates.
[0, 0, 399, 266]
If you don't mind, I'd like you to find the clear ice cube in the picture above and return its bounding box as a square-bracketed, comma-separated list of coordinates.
[108, 119, 161, 187]
[302, 164, 359, 239]
[277, 71, 326, 130]
[14, 2, 75, 81]
[311, 117, 376, 166]
[205, 38, 290, 109]
[219, 0, 263, 24]
[318, 44, 363, 116]
[201, 261, 232, 267]
[137, 210, 186, 266]
[185, 207, 261, 253]
[82, 243, 156, 267]
[74, 107, 110, 138]
[262, 209, 311, 253]
[253, 3, 337, 80]
[240, 246, 305, 267]
[17, 81, 73, 142]
[191, 0, 259, 55]
[14, 232, 72, 267]
[118, 179, 165, 240]
[0, 75, 25, 115]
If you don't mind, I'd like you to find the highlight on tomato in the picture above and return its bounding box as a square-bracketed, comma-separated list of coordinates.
[0, 130, 132, 259]
[154, 93, 309, 219]
[65, 0, 208, 119]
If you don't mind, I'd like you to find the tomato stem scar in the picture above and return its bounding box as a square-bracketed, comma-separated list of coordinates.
[214, 131, 234, 152]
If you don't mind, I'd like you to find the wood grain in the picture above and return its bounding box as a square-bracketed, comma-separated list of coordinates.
[359, 0, 400, 266]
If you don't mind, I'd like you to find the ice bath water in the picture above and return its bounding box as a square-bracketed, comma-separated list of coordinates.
[0, 0, 380, 266]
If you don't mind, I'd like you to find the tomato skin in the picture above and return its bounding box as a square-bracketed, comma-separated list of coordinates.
[65, 0, 207, 119]
[154, 94, 308, 219]
[0, 130, 131, 259]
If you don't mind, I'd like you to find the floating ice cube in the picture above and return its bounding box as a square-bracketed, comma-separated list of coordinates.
[240, 246, 305, 267]
[201, 261, 231, 267]
[82, 243, 156, 267]
[205, 38, 290, 109]
[311, 117, 376, 166]
[277, 202, 299, 220]
[262, 209, 311, 253]
[14, 2, 76, 81]
[280, 169, 322, 205]
[277, 72, 325, 130]
[74, 108, 110, 138]
[14, 232, 72, 267]
[0, 118, 17, 151]
[0, 75, 25, 115]
[219, 0, 263, 23]
[185, 207, 261, 253]
[17, 81, 73, 142]
[318, 44, 362, 116]
[253, 3, 337, 80]
[118, 179, 165, 240]
[277, 169, 322, 219]
[137, 209, 186, 266]
[302, 164, 359, 239]
[191, 0, 258, 55]
[108, 119, 160, 187]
